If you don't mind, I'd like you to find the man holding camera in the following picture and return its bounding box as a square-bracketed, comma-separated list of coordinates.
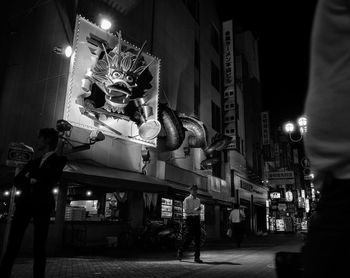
[0, 128, 67, 278]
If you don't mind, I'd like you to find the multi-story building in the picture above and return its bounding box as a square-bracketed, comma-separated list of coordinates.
[0, 1, 271, 255]
[222, 20, 268, 235]
[0, 0, 243, 255]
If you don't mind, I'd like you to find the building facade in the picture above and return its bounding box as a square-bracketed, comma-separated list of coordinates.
[0, 0, 269, 255]
[222, 20, 268, 235]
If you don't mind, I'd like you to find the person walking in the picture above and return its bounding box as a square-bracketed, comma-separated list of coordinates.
[228, 203, 246, 248]
[0, 128, 67, 278]
[177, 184, 203, 263]
[302, 0, 350, 277]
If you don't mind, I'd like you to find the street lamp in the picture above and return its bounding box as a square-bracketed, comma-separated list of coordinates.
[283, 115, 307, 142]
[298, 116, 307, 134]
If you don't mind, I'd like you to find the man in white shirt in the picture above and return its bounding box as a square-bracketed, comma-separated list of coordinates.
[177, 184, 203, 263]
[228, 203, 245, 248]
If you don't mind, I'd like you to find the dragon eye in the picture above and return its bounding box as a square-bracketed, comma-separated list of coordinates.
[112, 71, 121, 79]
[126, 75, 134, 83]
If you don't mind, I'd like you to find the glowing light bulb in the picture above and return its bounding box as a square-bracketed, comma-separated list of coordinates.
[284, 122, 295, 133]
[64, 46, 72, 58]
[100, 19, 112, 30]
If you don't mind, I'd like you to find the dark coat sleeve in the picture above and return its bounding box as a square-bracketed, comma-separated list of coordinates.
[13, 159, 40, 188]
[29, 155, 67, 186]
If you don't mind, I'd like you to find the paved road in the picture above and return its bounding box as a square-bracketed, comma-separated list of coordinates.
[8, 234, 303, 278]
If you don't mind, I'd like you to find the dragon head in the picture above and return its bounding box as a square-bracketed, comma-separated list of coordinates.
[85, 32, 154, 113]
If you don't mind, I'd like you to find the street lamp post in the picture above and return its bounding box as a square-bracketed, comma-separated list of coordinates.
[283, 115, 315, 232]
[283, 116, 307, 142]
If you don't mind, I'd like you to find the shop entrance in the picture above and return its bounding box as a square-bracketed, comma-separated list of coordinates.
[255, 204, 267, 233]
[240, 198, 251, 234]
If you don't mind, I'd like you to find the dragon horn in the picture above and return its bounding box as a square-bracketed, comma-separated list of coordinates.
[131, 40, 147, 72]
[102, 43, 111, 70]
[137, 57, 156, 78]
[117, 30, 122, 70]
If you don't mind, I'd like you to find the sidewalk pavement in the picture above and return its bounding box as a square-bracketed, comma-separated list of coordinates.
[8, 233, 304, 278]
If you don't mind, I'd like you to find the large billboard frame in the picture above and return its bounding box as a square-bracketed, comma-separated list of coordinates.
[64, 15, 161, 147]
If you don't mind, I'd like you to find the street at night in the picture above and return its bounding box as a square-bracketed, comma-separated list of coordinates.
[8, 234, 302, 278]
[1, 0, 349, 277]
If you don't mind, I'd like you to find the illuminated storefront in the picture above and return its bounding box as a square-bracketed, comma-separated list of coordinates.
[0, 0, 245, 256]
[233, 175, 269, 234]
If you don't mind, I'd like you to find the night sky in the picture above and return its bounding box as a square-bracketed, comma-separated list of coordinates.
[218, 0, 319, 128]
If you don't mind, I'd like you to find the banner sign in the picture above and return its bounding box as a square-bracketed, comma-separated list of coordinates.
[222, 20, 234, 87]
[268, 171, 295, 185]
[224, 87, 237, 150]
[268, 171, 294, 179]
[261, 112, 270, 145]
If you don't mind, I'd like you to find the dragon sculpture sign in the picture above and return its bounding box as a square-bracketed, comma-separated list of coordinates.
[64, 15, 161, 147]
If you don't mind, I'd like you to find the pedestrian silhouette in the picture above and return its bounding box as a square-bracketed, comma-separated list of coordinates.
[288, 0, 350, 277]
[228, 203, 246, 248]
[0, 128, 67, 278]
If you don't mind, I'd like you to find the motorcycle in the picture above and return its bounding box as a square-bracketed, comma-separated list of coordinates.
[138, 219, 207, 251]
[138, 219, 175, 250]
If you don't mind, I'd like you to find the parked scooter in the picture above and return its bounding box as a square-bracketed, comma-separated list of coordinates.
[138, 219, 169, 250]
[138, 219, 207, 251]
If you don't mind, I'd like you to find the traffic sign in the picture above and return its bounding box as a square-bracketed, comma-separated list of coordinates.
[301, 157, 311, 168]
[6, 142, 34, 167]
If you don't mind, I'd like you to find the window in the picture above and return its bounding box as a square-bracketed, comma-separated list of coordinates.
[224, 150, 228, 163]
[230, 170, 235, 197]
[194, 84, 200, 117]
[211, 61, 220, 92]
[211, 23, 219, 53]
[212, 158, 221, 178]
[236, 135, 241, 152]
[211, 101, 221, 132]
[182, 0, 199, 23]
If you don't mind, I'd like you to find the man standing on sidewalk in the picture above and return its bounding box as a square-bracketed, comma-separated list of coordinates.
[177, 184, 203, 263]
[228, 203, 246, 248]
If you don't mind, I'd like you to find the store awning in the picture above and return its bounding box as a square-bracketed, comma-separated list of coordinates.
[165, 180, 214, 204]
[61, 162, 214, 201]
[62, 162, 168, 193]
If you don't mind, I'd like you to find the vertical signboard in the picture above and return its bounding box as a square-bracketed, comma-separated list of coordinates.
[224, 88, 237, 150]
[222, 20, 234, 88]
[274, 143, 280, 168]
[261, 111, 270, 145]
